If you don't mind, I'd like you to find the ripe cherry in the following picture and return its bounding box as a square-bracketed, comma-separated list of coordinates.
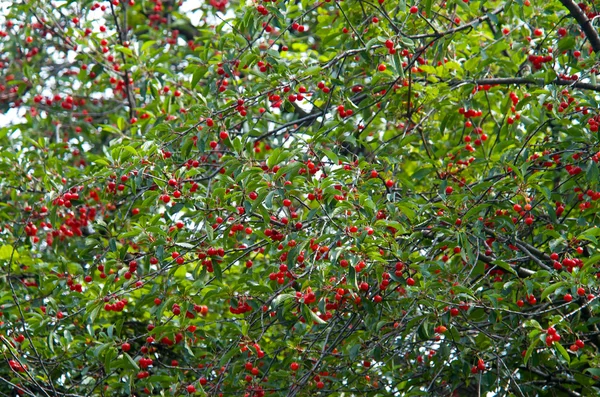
[516, 299, 524, 307]
[477, 359, 486, 371]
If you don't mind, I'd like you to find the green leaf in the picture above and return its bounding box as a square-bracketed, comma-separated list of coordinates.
[555, 342, 570, 364]
[302, 304, 326, 325]
[557, 37, 575, 52]
[192, 66, 208, 90]
[267, 147, 281, 169]
[585, 368, 600, 377]
[104, 347, 118, 373]
[541, 282, 564, 301]
[212, 261, 222, 282]
[348, 265, 358, 290]
[491, 260, 517, 276]
[115, 45, 134, 56]
[124, 353, 140, 371]
[272, 293, 295, 307]
[0, 245, 17, 261]
[524, 338, 540, 365]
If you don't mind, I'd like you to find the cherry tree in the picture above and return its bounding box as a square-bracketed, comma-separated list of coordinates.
[1, 0, 600, 395]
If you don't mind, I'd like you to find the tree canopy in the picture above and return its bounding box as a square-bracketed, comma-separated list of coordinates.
[1, 0, 600, 395]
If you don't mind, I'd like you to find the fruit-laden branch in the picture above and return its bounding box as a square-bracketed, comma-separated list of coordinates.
[109, 2, 136, 121]
[450, 77, 600, 92]
[558, 0, 600, 52]
[407, 6, 505, 39]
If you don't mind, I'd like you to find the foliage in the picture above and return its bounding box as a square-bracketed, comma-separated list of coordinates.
[1, 0, 600, 395]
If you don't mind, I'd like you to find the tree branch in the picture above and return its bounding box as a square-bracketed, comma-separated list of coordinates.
[558, 0, 600, 52]
[451, 77, 600, 93]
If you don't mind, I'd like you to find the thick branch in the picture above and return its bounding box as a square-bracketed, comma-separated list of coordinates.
[558, 0, 600, 52]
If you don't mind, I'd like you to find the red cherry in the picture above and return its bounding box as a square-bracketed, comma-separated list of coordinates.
[410, 6, 418, 14]
[186, 385, 196, 393]
[378, 64, 386, 72]
[477, 359, 486, 371]
[290, 362, 299, 371]
[249, 191, 258, 200]
[121, 342, 131, 352]
[577, 287, 585, 296]
[219, 131, 229, 140]
[445, 186, 453, 195]
[406, 277, 415, 286]
[516, 299, 524, 307]
[564, 293, 573, 302]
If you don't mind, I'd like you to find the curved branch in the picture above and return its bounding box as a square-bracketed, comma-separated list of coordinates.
[451, 77, 600, 93]
[558, 0, 600, 52]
